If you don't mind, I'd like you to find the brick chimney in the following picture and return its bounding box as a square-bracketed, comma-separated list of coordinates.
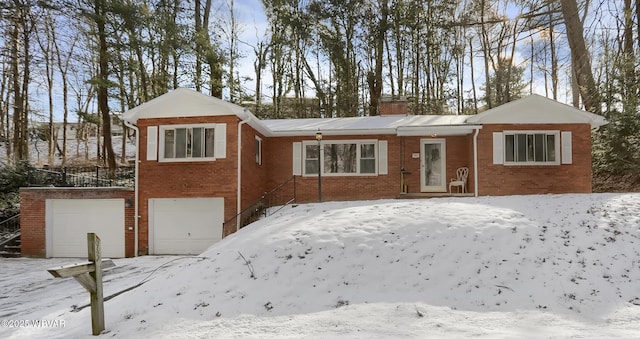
[379, 96, 408, 116]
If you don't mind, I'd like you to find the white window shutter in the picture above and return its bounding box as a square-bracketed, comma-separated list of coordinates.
[146, 126, 158, 161]
[492, 132, 503, 165]
[561, 131, 572, 164]
[378, 140, 388, 175]
[215, 123, 227, 158]
[292, 142, 302, 175]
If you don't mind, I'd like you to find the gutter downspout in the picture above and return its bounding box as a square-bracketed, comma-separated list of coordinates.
[473, 127, 480, 197]
[123, 119, 139, 256]
[237, 112, 252, 232]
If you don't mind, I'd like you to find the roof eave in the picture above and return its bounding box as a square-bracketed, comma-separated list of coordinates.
[270, 128, 397, 137]
[396, 125, 482, 136]
[589, 116, 608, 129]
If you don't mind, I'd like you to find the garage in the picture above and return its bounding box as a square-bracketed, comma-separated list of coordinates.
[46, 199, 125, 258]
[148, 198, 224, 255]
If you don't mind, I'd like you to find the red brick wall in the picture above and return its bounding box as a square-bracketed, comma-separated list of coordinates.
[19, 188, 135, 258]
[265, 135, 400, 203]
[264, 134, 478, 202]
[136, 116, 241, 254]
[476, 124, 592, 195]
[240, 124, 268, 210]
[398, 135, 474, 194]
[379, 101, 408, 116]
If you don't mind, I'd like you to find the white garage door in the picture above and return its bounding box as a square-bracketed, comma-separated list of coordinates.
[149, 198, 224, 255]
[46, 199, 125, 258]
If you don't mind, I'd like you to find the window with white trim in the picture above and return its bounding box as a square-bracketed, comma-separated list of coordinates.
[255, 136, 262, 165]
[503, 131, 559, 165]
[303, 140, 378, 176]
[159, 124, 219, 162]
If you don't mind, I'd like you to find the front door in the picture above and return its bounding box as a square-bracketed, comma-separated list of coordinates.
[420, 139, 446, 192]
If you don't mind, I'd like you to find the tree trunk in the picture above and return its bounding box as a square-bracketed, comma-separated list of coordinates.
[53, 30, 75, 167]
[480, 0, 492, 109]
[559, 0, 600, 113]
[202, 0, 222, 98]
[530, 36, 534, 94]
[20, 14, 30, 162]
[194, 0, 202, 92]
[637, 0, 640, 51]
[469, 38, 478, 114]
[95, 0, 116, 174]
[0, 63, 9, 162]
[368, 1, 388, 116]
[10, 10, 28, 163]
[228, 0, 238, 102]
[549, 3, 558, 100]
[505, 19, 519, 103]
[253, 40, 268, 108]
[36, 14, 56, 166]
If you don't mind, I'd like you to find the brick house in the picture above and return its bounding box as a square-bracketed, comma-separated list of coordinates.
[121, 88, 605, 255]
[20, 88, 606, 257]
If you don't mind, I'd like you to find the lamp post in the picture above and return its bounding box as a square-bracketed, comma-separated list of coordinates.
[315, 131, 322, 202]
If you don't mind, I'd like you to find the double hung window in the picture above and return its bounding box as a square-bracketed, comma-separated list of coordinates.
[159, 124, 220, 161]
[503, 131, 559, 165]
[303, 140, 377, 175]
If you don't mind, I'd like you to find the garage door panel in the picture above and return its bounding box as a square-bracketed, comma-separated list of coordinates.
[48, 199, 125, 258]
[150, 198, 223, 255]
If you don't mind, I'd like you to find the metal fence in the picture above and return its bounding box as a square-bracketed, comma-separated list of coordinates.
[28, 166, 135, 188]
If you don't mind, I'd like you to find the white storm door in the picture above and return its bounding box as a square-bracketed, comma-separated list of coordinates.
[149, 198, 224, 255]
[420, 139, 447, 192]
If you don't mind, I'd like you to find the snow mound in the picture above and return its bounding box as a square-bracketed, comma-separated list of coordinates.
[188, 196, 640, 314]
[9, 193, 640, 338]
[117, 194, 639, 329]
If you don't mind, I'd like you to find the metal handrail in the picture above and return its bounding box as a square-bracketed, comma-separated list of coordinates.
[223, 176, 297, 230]
[0, 214, 20, 236]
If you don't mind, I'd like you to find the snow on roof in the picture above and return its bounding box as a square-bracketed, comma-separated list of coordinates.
[263, 115, 473, 136]
[122, 88, 245, 122]
[123, 91, 606, 137]
[122, 88, 271, 135]
[466, 94, 607, 127]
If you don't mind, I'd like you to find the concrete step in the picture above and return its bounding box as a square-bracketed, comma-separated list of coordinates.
[0, 251, 20, 258]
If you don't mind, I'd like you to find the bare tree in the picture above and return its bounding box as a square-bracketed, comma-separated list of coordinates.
[195, 0, 224, 98]
[6, 0, 36, 162]
[365, 0, 388, 116]
[53, 18, 78, 166]
[91, 0, 117, 173]
[35, 12, 56, 166]
[560, 0, 600, 113]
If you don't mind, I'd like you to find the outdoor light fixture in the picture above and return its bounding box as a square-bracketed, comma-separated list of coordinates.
[316, 131, 323, 202]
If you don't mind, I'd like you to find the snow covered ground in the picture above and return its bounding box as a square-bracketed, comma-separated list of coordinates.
[0, 136, 136, 167]
[2, 193, 640, 338]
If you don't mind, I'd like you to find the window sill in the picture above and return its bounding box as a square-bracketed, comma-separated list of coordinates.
[158, 157, 217, 163]
[502, 162, 561, 167]
[302, 173, 379, 177]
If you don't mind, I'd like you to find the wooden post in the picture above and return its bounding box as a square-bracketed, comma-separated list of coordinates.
[47, 233, 113, 336]
[87, 233, 105, 335]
